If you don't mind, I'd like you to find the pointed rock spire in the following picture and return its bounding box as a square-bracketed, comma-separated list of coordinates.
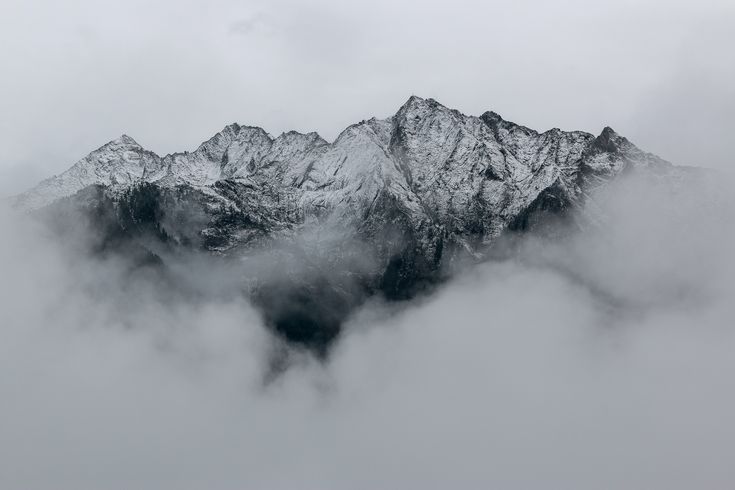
[592, 126, 626, 153]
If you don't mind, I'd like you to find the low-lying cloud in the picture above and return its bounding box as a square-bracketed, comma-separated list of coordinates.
[1, 171, 734, 489]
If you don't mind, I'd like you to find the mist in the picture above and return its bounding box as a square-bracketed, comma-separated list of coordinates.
[0, 168, 733, 489]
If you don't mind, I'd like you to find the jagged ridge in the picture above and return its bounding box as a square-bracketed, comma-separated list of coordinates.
[14, 96, 690, 353]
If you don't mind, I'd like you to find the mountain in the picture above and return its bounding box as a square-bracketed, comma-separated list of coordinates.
[13, 96, 699, 353]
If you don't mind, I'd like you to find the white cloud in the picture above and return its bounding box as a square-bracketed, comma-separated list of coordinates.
[0, 171, 733, 488]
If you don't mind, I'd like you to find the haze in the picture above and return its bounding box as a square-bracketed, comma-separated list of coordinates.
[2, 169, 734, 488]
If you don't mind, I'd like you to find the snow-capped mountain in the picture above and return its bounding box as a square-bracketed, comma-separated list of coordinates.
[14, 96, 699, 351]
[17, 96, 689, 246]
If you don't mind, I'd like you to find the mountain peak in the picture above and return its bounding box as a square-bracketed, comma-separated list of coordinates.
[592, 126, 626, 153]
[397, 95, 427, 114]
[395, 96, 456, 125]
[600, 126, 618, 138]
[397, 95, 448, 111]
[480, 110, 504, 125]
[222, 123, 241, 133]
[109, 134, 141, 147]
[403, 94, 425, 105]
[276, 130, 327, 146]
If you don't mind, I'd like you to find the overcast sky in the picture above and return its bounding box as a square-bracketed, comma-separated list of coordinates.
[1, 0, 734, 196]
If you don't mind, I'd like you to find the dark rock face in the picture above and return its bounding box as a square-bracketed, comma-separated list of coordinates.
[507, 180, 575, 234]
[16, 96, 695, 354]
[252, 277, 358, 357]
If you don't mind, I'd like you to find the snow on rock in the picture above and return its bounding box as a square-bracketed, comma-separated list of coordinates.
[15, 96, 679, 249]
[14, 135, 159, 210]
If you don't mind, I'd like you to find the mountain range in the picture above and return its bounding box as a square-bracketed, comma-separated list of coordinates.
[13, 96, 701, 353]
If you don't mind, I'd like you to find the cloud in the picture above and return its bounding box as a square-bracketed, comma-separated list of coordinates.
[0, 170, 734, 488]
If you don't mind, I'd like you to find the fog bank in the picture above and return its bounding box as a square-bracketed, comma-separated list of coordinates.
[1, 172, 734, 489]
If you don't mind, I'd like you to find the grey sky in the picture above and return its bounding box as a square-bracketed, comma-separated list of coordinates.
[1, 0, 734, 197]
